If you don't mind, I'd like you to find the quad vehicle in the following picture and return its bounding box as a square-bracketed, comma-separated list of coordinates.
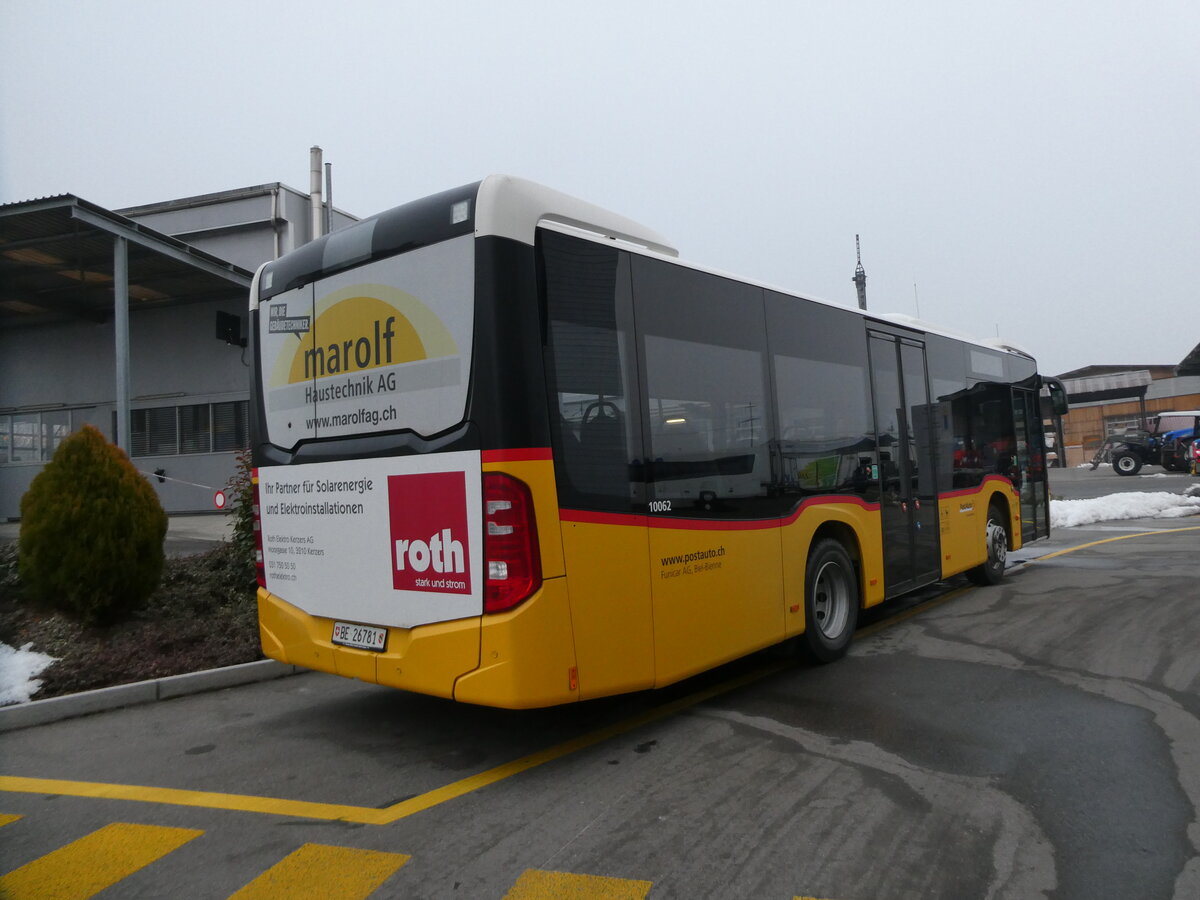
[1090, 410, 1200, 476]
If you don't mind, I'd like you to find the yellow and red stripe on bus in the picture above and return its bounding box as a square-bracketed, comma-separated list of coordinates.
[936, 474, 1022, 578]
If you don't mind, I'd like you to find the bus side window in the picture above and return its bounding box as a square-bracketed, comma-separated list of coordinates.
[542, 230, 639, 512]
[574, 398, 627, 496]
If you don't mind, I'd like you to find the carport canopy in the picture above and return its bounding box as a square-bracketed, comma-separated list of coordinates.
[0, 195, 253, 450]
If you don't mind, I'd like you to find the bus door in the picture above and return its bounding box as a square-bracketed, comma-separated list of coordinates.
[1012, 387, 1050, 541]
[868, 332, 941, 595]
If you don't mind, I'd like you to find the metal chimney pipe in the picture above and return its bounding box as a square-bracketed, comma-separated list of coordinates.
[324, 161, 333, 234]
[309, 146, 323, 241]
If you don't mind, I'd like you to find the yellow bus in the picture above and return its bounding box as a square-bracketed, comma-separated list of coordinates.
[249, 175, 1067, 708]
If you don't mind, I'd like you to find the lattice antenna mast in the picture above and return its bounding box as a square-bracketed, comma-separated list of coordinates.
[852, 234, 867, 310]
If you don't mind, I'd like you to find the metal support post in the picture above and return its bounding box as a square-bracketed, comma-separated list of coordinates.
[113, 236, 131, 451]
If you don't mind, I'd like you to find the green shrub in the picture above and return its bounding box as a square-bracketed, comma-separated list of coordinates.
[18, 425, 168, 624]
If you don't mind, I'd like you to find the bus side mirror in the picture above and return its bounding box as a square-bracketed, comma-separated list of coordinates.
[1043, 378, 1069, 417]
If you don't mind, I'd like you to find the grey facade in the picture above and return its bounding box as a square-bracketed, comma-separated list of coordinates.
[119, 183, 355, 273]
[1, 184, 356, 520]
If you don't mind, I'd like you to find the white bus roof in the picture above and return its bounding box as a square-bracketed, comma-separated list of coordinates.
[475, 175, 677, 258]
[258, 174, 1037, 363]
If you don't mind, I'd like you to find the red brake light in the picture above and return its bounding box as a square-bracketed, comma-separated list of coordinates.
[251, 469, 266, 589]
[483, 472, 541, 613]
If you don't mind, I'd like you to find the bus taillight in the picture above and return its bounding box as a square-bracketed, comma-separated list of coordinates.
[251, 468, 265, 589]
[483, 472, 541, 614]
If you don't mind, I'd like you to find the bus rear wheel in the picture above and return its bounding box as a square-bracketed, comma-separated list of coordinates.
[801, 539, 859, 663]
[967, 505, 1008, 586]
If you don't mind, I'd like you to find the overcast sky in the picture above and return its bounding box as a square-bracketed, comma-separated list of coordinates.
[2, 1, 1197, 376]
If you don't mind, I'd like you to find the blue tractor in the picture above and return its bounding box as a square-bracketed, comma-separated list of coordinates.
[1090, 410, 1200, 476]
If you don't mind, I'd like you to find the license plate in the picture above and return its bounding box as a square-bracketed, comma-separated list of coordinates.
[331, 621, 387, 652]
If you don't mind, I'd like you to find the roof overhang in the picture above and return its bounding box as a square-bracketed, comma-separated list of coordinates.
[1178, 341, 1200, 377]
[0, 194, 253, 329]
[1060, 369, 1153, 406]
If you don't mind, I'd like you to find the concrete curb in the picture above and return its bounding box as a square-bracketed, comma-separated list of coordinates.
[0, 659, 304, 733]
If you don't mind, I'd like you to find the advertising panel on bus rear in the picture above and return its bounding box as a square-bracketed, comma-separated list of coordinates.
[258, 450, 484, 629]
[257, 235, 474, 448]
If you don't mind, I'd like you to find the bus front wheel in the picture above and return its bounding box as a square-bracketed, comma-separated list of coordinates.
[801, 539, 859, 663]
[967, 505, 1008, 586]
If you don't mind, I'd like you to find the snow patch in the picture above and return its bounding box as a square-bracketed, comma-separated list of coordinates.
[0, 642, 57, 706]
[1051, 490, 1200, 528]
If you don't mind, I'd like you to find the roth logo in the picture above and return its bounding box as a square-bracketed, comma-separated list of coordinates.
[394, 529, 465, 574]
[388, 471, 472, 594]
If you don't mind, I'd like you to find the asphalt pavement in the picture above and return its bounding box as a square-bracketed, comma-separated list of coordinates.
[1046, 461, 1198, 501]
[2, 515, 1197, 898]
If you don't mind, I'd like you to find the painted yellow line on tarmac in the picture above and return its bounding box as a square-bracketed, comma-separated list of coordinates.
[22, 526, 1183, 829]
[228, 843, 409, 899]
[1029, 525, 1200, 562]
[0, 659, 790, 826]
[0, 821, 201, 900]
[0, 812, 22, 827]
[0, 775, 399, 825]
[504, 868, 653, 899]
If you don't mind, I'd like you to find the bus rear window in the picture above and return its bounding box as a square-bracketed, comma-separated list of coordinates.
[257, 235, 475, 448]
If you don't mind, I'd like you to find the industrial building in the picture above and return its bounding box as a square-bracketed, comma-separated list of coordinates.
[1054, 350, 1200, 466]
[1, 174, 356, 520]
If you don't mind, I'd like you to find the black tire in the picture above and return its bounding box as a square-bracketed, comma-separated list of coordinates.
[800, 539, 859, 663]
[1113, 453, 1142, 476]
[967, 504, 1008, 586]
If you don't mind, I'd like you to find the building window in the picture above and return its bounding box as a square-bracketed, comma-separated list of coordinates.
[40, 410, 71, 461]
[0, 403, 247, 465]
[0, 410, 76, 465]
[1104, 415, 1143, 436]
[211, 401, 248, 452]
[179, 404, 211, 454]
[121, 400, 248, 457]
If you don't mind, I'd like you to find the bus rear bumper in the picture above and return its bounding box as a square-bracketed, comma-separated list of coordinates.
[452, 577, 579, 709]
[257, 588, 480, 700]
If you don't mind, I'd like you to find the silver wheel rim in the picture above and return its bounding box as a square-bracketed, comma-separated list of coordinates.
[1116, 456, 1136, 473]
[987, 519, 1007, 570]
[812, 559, 851, 639]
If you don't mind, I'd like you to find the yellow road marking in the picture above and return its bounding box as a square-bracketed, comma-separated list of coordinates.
[0, 821, 201, 900]
[228, 843, 408, 900]
[0, 659, 790, 825]
[1029, 525, 1200, 561]
[0, 812, 22, 827]
[5, 526, 1189, 827]
[504, 868, 653, 899]
[0, 776, 395, 825]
